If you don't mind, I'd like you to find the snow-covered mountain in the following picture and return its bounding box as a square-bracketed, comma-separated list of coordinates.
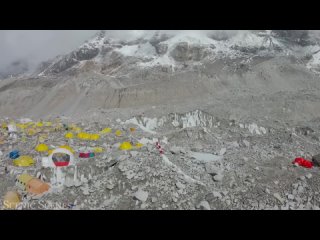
[34, 30, 320, 77]
[2, 30, 320, 118]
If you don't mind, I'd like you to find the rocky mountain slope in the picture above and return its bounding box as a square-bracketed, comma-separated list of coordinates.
[1, 30, 320, 120]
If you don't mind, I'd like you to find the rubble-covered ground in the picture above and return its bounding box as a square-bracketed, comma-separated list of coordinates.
[1, 107, 320, 210]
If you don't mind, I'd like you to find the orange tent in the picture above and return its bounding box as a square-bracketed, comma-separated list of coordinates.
[26, 178, 50, 195]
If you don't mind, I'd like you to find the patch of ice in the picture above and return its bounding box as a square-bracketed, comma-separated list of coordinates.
[124, 117, 157, 134]
[139, 137, 158, 145]
[189, 151, 223, 162]
[20, 118, 33, 123]
[117, 42, 156, 58]
[179, 110, 214, 128]
[139, 54, 176, 68]
[161, 154, 205, 185]
[307, 50, 320, 71]
[124, 116, 167, 134]
[164, 33, 216, 47]
[248, 123, 267, 135]
[117, 45, 139, 56]
[227, 31, 266, 48]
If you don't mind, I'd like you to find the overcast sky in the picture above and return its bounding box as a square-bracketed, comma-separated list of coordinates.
[0, 30, 99, 71]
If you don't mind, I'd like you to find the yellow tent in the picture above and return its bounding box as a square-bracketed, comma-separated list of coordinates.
[115, 130, 122, 137]
[90, 134, 100, 141]
[93, 147, 104, 153]
[26, 128, 36, 136]
[13, 156, 35, 167]
[35, 143, 49, 152]
[1, 122, 7, 129]
[77, 132, 90, 140]
[135, 142, 144, 148]
[59, 145, 75, 154]
[44, 122, 52, 127]
[36, 122, 44, 127]
[119, 142, 132, 150]
[100, 128, 112, 134]
[65, 132, 74, 139]
[16, 123, 27, 129]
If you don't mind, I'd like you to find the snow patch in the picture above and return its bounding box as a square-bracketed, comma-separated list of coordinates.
[189, 151, 223, 162]
[161, 154, 205, 185]
[117, 42, 156, 58]
[174, 110, 214, 128]
[124, 116, 167, 134]
[247, 123, 267, 135]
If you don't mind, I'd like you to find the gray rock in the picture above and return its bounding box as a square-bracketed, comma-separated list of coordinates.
[204, 162, 221, 175]
[312, 154, 320, 167]
[130, 151, 138, 157]
[192, 142, 203, 151]
[134, 189, 149, 202]
[306, 173, 312, 179]
[273, 193, 284, 204]
[176, 182, 185, 190]
[147, 145, 153, 152]
[140, 203, 147, 209]
[106, 183, 114, 190]
[287, 194, 295, 200]
[219, 148, 227, 156]
[170, 146, 186, 154]
[170, 42, 189, 62]
[81, 186, 90, 196]
[213, 174, 224, 182]
[170, 146, 181, 154]
[155, 43, 168, 55]
[197, 201, 211, 210]
[243, 140, 250, 147]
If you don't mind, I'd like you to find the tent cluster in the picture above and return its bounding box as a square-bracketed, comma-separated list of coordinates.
[0, 118, 146, 209]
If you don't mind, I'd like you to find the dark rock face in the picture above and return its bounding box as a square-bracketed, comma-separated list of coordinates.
[100, 46, 114, 57]
[170, 42, 213, 62]
[127, 38, 148, 46]
[295, 126, 314, 136]
[155, 43, 168, 55]
[50, 53, 79, 74]
[272, 30, 312, 46]
[101, 51, 124, 74]
[232, 45, 262, 54]
[190, 45, 212, 61]
[149, 32, 171, 47]
[44, 44, 100, 74]
[149, 32, 171, 55]
[171, 42, 189, 61]
[74, 45, 100, 61]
